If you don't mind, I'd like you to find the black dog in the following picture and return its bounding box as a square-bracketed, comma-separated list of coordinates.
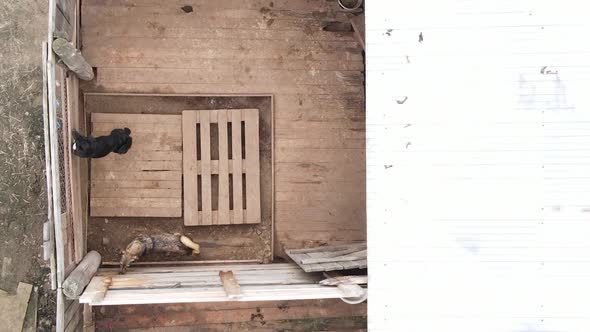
[72, 128, 132, 158]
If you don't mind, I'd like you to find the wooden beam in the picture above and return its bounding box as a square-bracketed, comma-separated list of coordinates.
[219, 271, 242, 299]
[63, 251, 102, 299]
[52, 38, 94, 80]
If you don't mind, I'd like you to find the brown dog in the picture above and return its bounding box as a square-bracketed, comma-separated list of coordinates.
[119, 233, 200, 273]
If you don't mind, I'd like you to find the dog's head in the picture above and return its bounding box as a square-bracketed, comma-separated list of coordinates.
[71, 130, 93, 157]
[111, 128, 133, 154]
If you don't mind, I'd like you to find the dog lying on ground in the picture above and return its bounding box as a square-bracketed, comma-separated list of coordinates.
[72, 128, 132, 158]
[119, 233, 200, 273]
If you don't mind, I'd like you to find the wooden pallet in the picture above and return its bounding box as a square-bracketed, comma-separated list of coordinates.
[90, 113, 183, 217]
[182, 109, 261, 226]
[286, 243, 367, 272]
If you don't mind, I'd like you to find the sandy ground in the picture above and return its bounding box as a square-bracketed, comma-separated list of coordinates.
[0, 0, 56, 329]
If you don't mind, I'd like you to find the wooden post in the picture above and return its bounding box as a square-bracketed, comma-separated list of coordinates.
[62, 251, 101, 299]
[52, 38, 94, 81]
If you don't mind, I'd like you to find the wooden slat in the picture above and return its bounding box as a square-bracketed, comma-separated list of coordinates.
[286, 244, 367, 272]
[231, 110, 244, 224]
[182, 111, 199, 226]
[92, 171, 181, 181]
[91, 160, 182, 172]
[99, 150, 182, 161]
[92, 188, 181, 198]
[244, 109, 261, 224]
[91, 207, 181, 218]
[92, 113, 181, 124]
[91, 197, 181, 208]
[91, 180, 181, 189]
[217, 110, 230, 225]
[200, 111, 213, 225]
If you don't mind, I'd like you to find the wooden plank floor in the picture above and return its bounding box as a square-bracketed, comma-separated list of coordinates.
[81, 0, 366, 254]
[90, 113, 183, 217]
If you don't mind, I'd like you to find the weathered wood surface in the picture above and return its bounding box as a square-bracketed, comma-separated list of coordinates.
[0, 283, 33, 332]
[286, 243, 367, 272]
[79, 263, 360, 305]
[320, 275, 368, 286]
[94, 299, 367, 331]
[63, 251, 102, 299]
[81, 0, 366, 253]
[90, 113, 183, 217]
[183, 109, 261, 226]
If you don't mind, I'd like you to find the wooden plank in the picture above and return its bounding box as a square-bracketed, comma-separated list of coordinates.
[287, 243, 366, 255]
[182, 111, 199, 226]
[91, 188, 181, 198]
[91, 207, 182, 218]
[82, 17, 357, 38]
[81, 4, 347, 20]
[320, 276, 368, 286]
[219, 271, 242, 299]
[21, 285, 38, 332]
[81, 284, 348, 305]
[96, 67, 363, 87]
[83, 56, 364, 71]
[0, 282, 33, 332]
[91, 197, 181, 208]
[91, 160, 182, 172]
[98, 263, 301, 275]
[300, 250, 367, 265]
[82, 0, 339, 11]
[231, 110, 243, 224]
[244, 109, 261, 224]
[66, 75, 84, 263]
[92, 300, 366, 330]
[200, 111, 212, 225]
[92, 171, 181, 181]
[100, 150, 182, 161]
[286, 244, 367, 272]
[82, 276, 112, 304]
[217, 110, 230, 225]
[91, 180, 182, 189]
[92, 123, 180, 134]
[92, 113, 181, 124]
[81, 82, 364, 95]
[41, 41, 57, 290]
[58, 68, 75, 269]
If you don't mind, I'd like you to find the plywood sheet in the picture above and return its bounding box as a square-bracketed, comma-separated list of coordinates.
[90, 113, 182, 217]
[183, 109, 261, 226]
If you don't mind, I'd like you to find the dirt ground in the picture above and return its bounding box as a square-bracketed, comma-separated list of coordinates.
[0, 0, 56, 330]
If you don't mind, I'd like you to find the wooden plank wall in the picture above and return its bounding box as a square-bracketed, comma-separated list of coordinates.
[94, 299, 367, 331]
[81, 0, 366, 255]
[49, 0, 87, 330]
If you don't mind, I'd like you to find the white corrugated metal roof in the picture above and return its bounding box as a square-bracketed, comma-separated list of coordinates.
[367, 1, 590, 331]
